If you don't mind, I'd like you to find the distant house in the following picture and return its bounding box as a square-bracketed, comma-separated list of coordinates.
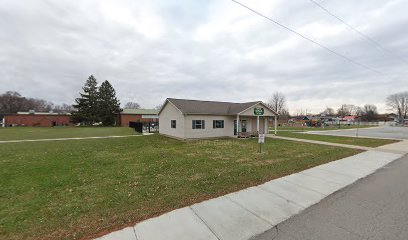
[319, 116, 338, 123]
[158, 98, 278, 140]
[300, 116, 324, 127]
[4, 111, 73, 127]
[120, 109, 159, 128]
[386, 113, 400, 123]
[342, 116, 357, 122]
[288, 116, 306, 123]
[302, 116, 312, 121]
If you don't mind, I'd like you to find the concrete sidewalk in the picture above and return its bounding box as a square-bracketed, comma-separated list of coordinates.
[96, 141, 405, 240]
[266, 134, 373, 151]
[0, 134, 142, 144]
[374, 140, 408, 154]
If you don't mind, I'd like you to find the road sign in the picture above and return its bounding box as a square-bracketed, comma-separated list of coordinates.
[258, 134, 265, 143]
[254, 107, 264, 116]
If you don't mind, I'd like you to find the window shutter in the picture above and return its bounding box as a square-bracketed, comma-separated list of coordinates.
[192, 120, 195, 129]
[221, 120, 224, 128]
[213, 120, 215, 128]
[202, 120, 205, 129]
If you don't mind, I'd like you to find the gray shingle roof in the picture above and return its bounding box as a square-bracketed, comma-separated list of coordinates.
[121, 109, 158, 115]
[166, 98, 261, 115]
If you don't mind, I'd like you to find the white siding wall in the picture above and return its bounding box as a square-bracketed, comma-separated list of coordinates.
[159, 102, 275, 139]
[184, 115, 235, 139]
[159, 103, 185, 139]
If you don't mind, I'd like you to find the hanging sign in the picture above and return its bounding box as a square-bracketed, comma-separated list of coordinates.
[254, 107, 264, 116]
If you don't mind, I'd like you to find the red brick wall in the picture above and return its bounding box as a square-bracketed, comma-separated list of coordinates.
[120, 114, 158, 127]
[4, 115, 74, 127]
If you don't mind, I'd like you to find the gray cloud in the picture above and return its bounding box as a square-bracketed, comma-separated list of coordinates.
[0, 0, 407, 114]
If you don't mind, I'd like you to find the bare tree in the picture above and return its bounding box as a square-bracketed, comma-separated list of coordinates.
[386, 91, 408, 123]
[267, 92, 289, 116]
[53, 104, 75, 113]
[25, 98, 54, 112]
[294, 108, 310, 116]
[124, 102, 141, 109]
[337, 104, 357, 116]
[154, 104, 163, 110]
[0, 91, 57, 115]
[0, 91, 25, 114]
[360, 104, 378, 121]
[355, 106, 364, 117]
[320, 107, 335, 116]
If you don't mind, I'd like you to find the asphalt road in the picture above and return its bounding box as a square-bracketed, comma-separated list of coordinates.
[307, 126, 408, 140]
[252, 153, 408, 240]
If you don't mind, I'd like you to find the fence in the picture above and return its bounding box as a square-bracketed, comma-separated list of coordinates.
[326, 121, 398, 126]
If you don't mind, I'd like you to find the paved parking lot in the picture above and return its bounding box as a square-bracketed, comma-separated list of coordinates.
[306, 126, 408, 140]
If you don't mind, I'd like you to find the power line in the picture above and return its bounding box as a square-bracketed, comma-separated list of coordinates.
[231, 0, 385, 76]
[309, 0, 408, 65]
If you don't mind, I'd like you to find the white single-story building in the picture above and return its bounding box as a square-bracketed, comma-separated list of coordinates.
[158, 98, 278, 140]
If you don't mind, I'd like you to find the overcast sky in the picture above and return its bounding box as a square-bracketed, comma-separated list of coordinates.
[1, 0, 407, 114]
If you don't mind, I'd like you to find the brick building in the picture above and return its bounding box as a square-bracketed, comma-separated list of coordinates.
[120, 109, 159, 128]
[3, 112, 73, 127]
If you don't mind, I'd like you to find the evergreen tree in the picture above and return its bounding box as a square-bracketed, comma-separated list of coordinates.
[71, 75, 99, 125]
[97, 80, 121, 126]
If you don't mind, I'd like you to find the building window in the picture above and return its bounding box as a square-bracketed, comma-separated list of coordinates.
[171, 120, 176, 128]
[192, 120, 205, 129]
[213, 120, 224, 129]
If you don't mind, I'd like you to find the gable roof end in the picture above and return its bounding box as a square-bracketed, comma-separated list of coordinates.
[158, 98, 184, 115]
[237, 101, 278, 116]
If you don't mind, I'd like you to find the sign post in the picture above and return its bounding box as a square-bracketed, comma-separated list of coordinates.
[258, 133, 265, 153]
[356, 120, 360, 138]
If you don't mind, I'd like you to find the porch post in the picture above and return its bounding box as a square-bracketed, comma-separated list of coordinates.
[256, 116, 259, 133]
[264, 117, 268, 134]
[274, 115, 277, 135]
[236, 114, 240, 136]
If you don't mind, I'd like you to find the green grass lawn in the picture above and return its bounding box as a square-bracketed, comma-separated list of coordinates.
[271, 125, 376, 131]
[0, 133, 361, 240]
[0, 127, 137, 141]
[275, 131, 398, 147]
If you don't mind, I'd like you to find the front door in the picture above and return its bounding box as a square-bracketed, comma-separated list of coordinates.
[241, 120, 247, 132]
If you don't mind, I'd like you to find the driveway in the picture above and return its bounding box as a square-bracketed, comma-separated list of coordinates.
[252, 154, 408, 240]
[306, 126, 408, 140]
